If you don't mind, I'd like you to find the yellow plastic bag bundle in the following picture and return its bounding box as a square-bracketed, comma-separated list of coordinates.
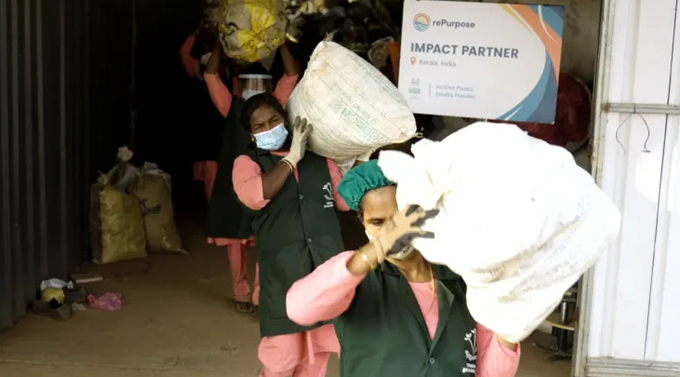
[90, 183, 147, 265]
[41, 288, 65, 304]
[216, 0, 287, 63]
[89, 156, 147, 265]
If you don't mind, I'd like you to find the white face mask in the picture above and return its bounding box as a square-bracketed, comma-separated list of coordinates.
[242, 88, 265, 101]
[365, 231, 415, 261]
[254, 122, 289, 151]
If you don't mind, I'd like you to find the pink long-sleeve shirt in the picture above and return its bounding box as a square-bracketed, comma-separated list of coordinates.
[180, 34, 198, 79]
[204, 72, 299, 118]
[286, 252, 521, 377]
[232, 151, 349, 212]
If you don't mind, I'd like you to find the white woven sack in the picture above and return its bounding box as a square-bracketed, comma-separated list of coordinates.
[286, 41, 416, 172]
[378, 122, 621, 343]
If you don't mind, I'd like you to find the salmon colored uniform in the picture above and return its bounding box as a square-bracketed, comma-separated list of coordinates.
[233, 152, 348, 377]
[286, 252, 522, 377]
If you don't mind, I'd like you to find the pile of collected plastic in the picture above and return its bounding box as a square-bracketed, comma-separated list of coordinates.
[287, 0, 402, 62]
[89, 147, 186, 265]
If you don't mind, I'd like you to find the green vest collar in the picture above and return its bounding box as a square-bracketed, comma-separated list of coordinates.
[433, 280, 456, 345]
[379, 260, 466, 348]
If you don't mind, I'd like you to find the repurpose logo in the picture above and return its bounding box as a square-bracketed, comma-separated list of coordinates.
[413, 13, 431, 32]
[413, 14, 476, 32]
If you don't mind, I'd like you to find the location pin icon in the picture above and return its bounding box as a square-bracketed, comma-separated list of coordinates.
[410, 56, 417, 65]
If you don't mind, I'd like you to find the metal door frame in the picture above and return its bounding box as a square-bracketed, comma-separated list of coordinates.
[572, 0, 613, 374]
[574, 0, 680, 375]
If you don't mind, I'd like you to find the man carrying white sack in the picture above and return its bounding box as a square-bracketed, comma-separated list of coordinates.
[375, 121, 622, 343]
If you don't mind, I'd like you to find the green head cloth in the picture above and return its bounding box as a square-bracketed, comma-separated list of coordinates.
[338, 160, 394, 212]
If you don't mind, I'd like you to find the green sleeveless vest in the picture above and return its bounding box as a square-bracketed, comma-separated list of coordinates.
[335, 264, 478, 377]
[242, 149, 345, 337]
[204, 97, 252, 239]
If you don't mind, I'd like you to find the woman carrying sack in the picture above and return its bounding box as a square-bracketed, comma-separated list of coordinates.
[201, 41, 299, 313]
[285, 161, 521, 377]
[179, 29, 229, 198]
[232, 93, 348, 377]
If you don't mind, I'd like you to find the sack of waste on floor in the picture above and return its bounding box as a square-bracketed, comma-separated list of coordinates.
[377, 122, 621, 343]
[214, 0, 288, 63]
[89, 147, 147, 264]
[129, 162, 186, 254]
[286, 41, 416, 172]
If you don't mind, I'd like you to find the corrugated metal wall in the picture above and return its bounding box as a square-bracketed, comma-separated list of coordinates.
[0, 0, 133, 330]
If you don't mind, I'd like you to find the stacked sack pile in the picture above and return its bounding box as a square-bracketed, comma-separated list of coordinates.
[89, 147, 186, 264]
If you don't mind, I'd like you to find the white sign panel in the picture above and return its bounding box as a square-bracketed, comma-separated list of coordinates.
[399, 1, 564, 123]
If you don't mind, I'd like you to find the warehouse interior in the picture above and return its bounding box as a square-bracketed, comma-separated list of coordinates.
[0, 0, 602, 376]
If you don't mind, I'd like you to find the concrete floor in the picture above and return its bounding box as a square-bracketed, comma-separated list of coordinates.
[0, 201, 573, 377]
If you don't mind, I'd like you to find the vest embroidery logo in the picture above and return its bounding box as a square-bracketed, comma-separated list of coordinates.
[322, 182, 334, 208]
[462, 328, 477, 374]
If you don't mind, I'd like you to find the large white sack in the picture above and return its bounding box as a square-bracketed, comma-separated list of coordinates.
[378, 122, 621, 343]
[286, 41, 417, 172]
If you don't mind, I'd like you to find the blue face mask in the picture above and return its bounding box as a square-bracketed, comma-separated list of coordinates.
[254, 123, 289, 151]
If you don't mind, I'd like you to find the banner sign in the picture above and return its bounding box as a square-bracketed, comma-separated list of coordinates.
[398, 1, 564, 124]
